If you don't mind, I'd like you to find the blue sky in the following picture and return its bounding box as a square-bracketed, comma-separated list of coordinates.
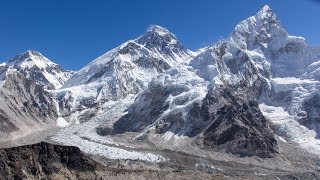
[1, 0, 320, 70]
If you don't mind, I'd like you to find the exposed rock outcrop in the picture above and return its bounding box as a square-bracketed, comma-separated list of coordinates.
[0, 142, 101, 179]
[0, 70, 57, 141]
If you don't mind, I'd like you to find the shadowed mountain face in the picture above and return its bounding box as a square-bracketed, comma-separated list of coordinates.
[199, 87, 278, 158]
[0, 142, 101, 179]
[108, 80, 278, 158]
[0, 142, 229, 180]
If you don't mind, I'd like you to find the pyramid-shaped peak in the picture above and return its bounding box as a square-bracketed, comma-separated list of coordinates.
[144, 25, 179, 40]
[135, 25, 180, 47]
[14, 50, 45, 60]
[260, 5, 272, 13]
[148, 25, 171, 35]
[7, 50, 56, 69]
[255, 5, 277, 20]
[20, 50, 44, 58]
[24, 49, 39, 54]
[229, 4, 287, 51]
[133, 25, 193, 64]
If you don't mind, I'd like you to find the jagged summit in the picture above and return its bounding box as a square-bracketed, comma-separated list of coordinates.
[135, 25, 194, 64]
[63, 25, 193, 88]
[2, 50, 72, 89]
[229, 5, 288, 51]
[137, 25, 178, 46]
[255, 5, 281, 25]
[147, 25, 175, 37]
[22, 50, 43, 56]
[7, 50, 55, 68]
[259, 5, 272, 14]
[19, 50, 42, 56]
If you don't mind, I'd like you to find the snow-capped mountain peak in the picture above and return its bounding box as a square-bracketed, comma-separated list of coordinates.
[135, 25, 194, 65]
[147, 25, 176, 38]
[2, 50, 72, 89]
[261, 4, 271, 11]
[7, 50, 56, 69]
[255, 5, 282, 30]
[258, 5, 273, 17]
[229, 5, 287, 51]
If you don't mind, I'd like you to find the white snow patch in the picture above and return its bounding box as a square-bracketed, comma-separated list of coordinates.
[271, 77, 319, 93]
[56, 117, 69, 127]
[272, 77, 318, 85]
[161, 131, 189, 141]
[50, 95, 165, 163]
[195, 163, 223, 171]
[259, 103, 320, 155]
[52, 132, 164, 162]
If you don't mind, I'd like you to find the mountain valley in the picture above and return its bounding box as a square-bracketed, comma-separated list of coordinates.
[1, 5, 320, 179]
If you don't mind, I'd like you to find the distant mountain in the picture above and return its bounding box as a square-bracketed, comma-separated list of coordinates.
[97, 5, 320, 158]
[53, 26, 194, 123]
[0, 50, 71, 141]
[0, 50, 73, 90]
[135, 25, 195, 65]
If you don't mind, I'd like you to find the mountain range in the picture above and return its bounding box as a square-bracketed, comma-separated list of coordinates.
[1, 5, 320, 179]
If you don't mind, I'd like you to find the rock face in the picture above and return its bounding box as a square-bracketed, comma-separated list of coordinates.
[0, 70, 57, 141]
[0, 50, 70, 141]
[0, 109, 18, 135]
[199, 87, 277, 158]
[110, 75, 277, 157]
[0, 142, 101, 179]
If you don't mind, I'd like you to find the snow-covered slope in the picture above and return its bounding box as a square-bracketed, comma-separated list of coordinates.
[0, 50, 73, 89]
[2, 4, 320, 163]
[55, 26, 194, 122]
[0, 50, 73, 140]
[94, 5, 320, 158]
[64, 25, 193, 88]
[63, 41, 170, 88]
[54, 42, 170, 121]
[223, 5, 320, 154]
[229, 5, 319, 78]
